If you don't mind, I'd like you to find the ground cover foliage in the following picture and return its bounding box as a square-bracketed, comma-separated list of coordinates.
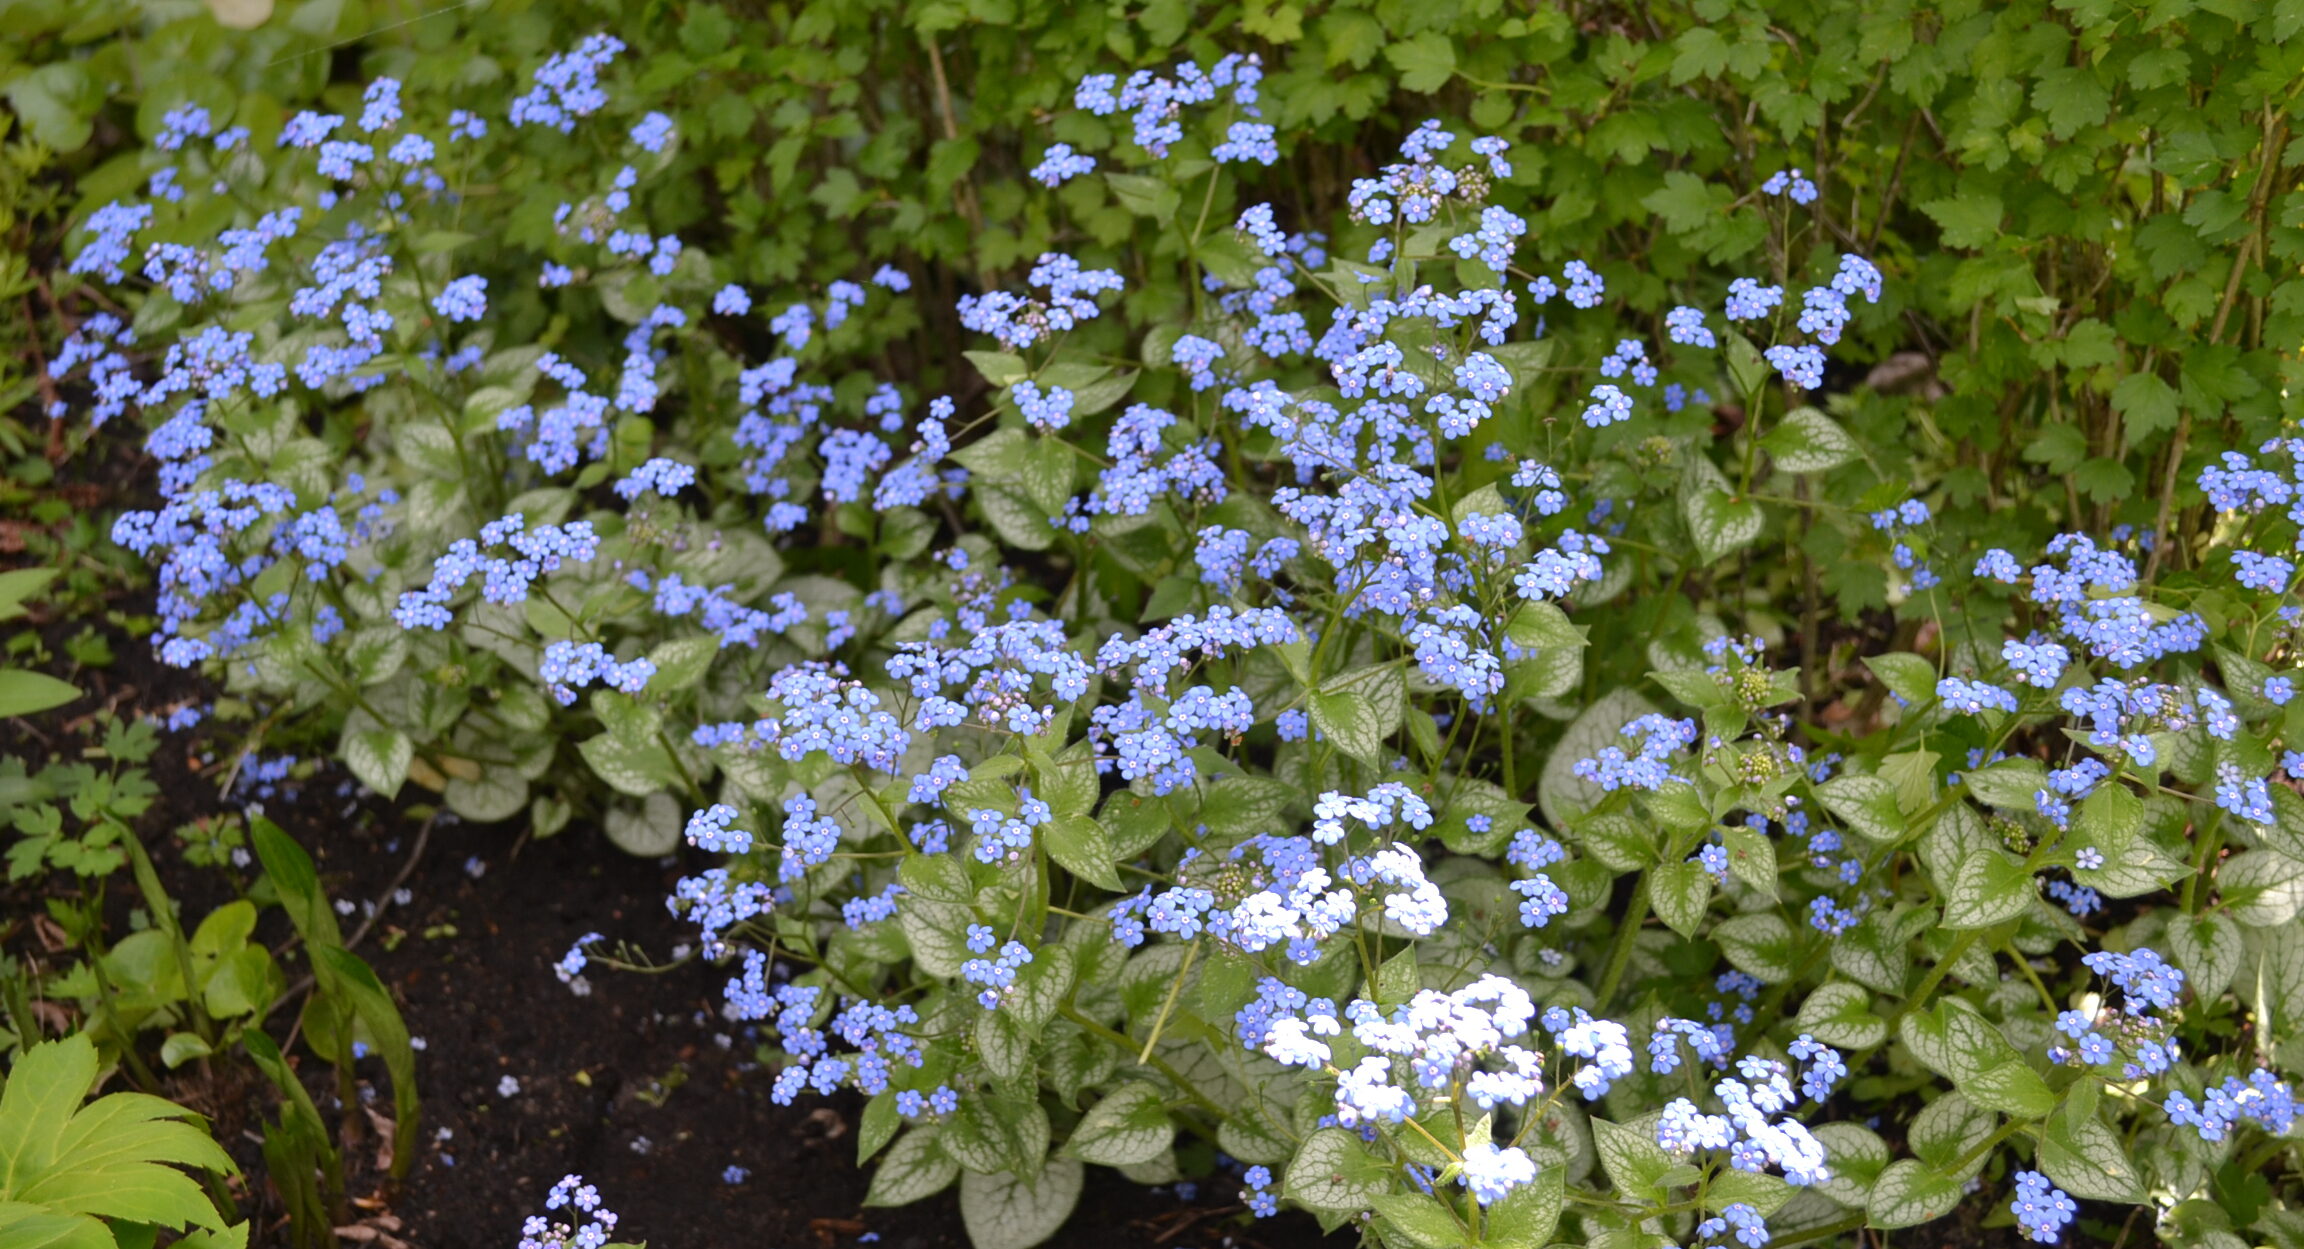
[8, 0, 2304, 1247]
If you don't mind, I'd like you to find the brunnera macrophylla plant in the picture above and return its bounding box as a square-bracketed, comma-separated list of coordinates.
[46, 36, 2304, 1249]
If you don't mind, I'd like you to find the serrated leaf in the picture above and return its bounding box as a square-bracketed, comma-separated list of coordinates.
[1669, 26, 1730, 83]
[2110, 373, 2174, 440]
[0, 1035, 231, 1232]
[1647, 169, 1738, 239]
[1921, 191, 2004, 249]
[1384, 30, 1457, 91]
[0, 1205, 115, 1249]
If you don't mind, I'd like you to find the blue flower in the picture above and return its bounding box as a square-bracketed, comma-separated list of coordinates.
[358, 78, 403, 133]
[1212, 121, 1279, 165]
[1457, 1141, 1537, 1205]
[1666, 305, 1717, 347]
[1724, 278, 1782, 321]
[1764, 343, 1826, 389]
[1010, 379, 1076, 430]
[629, 111, 675, 152]
[1030, 142, 1096, 186]
[1761, 166, 1819, 203]
[1938, 676, 2018, 715]
[431, 274, 488, 322]
[684, 804, 752, 855]
[1581, 383, 1633, 427]
[2010, 1170, 2075, 1243]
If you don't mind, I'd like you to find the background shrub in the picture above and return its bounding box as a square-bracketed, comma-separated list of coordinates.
[9, 3, 2304, 1249]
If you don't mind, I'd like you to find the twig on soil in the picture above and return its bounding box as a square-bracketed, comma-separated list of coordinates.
[346, 811, 438, 950]
[1149, 1206, 1218, 1244]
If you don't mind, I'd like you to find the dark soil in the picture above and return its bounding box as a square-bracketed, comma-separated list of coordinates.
[287, 806, 1336, 1249]
[8, 690, 1337, 1248]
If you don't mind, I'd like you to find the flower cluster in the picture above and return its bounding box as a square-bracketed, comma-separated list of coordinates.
[1651, 1044, 1839, 1186]
[517, 1175, 620, 1249]
[1574, 714, 1697, 791]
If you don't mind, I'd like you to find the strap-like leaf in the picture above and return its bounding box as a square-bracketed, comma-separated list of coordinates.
[249, 817, 343, 952]
[310, 946, 420, 1177]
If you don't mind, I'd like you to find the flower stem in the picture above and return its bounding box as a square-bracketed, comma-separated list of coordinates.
[1139, 936, 1200, 1064]
[1595, 873, 1651, 1009]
